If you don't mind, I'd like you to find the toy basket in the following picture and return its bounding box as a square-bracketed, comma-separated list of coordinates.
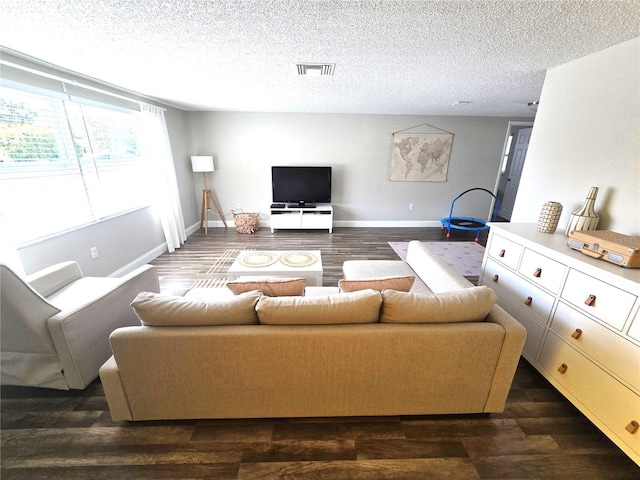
[233, 211, 260, 234]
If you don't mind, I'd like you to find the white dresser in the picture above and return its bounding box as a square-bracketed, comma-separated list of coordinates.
[480, 223, 640, 465]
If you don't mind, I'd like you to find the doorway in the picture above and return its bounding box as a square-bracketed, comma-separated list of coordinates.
[494, 121, 534, 221]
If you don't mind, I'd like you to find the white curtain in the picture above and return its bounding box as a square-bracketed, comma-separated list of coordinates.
[139, 104, 186, 253]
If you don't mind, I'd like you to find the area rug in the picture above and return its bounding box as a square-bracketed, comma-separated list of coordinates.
[188, 248, 253, 289]
[388, 241, 485, 277]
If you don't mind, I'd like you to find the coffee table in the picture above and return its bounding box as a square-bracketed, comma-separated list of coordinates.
[227, 250, 323, 286]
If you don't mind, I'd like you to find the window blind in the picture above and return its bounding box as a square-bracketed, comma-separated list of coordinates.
[0, 85, 150, 244]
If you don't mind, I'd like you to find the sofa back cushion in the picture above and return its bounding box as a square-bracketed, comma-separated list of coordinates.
[131, 290, 261, 326]
[227, 277, 306, 296]
[256, 289, 382, 325]
[380, 286, 497, 324]
[338, 275, 415, 293]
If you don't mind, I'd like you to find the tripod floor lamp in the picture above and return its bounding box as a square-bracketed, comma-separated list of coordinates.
[191, 156, 227, 234]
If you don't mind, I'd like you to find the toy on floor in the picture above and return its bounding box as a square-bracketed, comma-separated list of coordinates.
[441, 188, 500, 242]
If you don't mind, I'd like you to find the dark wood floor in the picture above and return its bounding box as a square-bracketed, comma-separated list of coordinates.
[2, 227, 638, 479]
[152, 226, 486, 294]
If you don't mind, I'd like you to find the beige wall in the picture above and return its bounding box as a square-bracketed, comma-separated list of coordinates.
[512, 37, 640, 235]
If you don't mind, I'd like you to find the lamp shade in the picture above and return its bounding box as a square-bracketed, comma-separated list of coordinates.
[191, 156, 214, 173]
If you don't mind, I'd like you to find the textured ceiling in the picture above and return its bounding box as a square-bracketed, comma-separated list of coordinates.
[0, 1, 639, 117]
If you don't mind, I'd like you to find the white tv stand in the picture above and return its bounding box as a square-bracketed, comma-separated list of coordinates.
[270, 204, 333, 233]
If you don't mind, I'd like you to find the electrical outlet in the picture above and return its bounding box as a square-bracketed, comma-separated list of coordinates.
[409, 203, 414, 210]
[90, 247, 99, 259]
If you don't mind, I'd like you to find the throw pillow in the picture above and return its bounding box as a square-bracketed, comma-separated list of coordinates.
[380, 286, 497, 323]
[256, 289, 382, 325]
[227, 277, 306, 296]
[338, 275, 415, 293]
[131, 290, 261, 326]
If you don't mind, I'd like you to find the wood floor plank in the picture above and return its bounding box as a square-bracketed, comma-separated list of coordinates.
[237, 457, 482, 480]
[473, 453, 638, 480]
[356, 438, 469, 460]
[1, 227, 638, 479]
[240, 439, 357, 463]
[0, 463, 240, 480]
[272, 420, 405, 442]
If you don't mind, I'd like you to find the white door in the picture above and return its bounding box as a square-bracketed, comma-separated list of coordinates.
[498, 127, 531, 220]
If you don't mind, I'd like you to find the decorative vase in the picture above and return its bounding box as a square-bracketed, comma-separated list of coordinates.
[537, 201, 563, 233]
[565, 187, 600, 236]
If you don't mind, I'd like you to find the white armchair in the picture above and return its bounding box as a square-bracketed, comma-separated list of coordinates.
[1, 261, 159, 390]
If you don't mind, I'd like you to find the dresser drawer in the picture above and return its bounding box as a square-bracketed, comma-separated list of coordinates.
[492, 289, 545, 360]
[484, 258, 555, 326]
[518, 248, 568, 294]
[487, 234, 523, 270]
[628, 311, 640, 343]
[539, 333, 640, 457]
[561, 269, 637, 330]
[270, 211, 301, 228]
[551, 301, 640, 391]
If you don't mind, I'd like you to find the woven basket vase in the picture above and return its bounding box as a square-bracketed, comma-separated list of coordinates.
[233, 212, 260, 234]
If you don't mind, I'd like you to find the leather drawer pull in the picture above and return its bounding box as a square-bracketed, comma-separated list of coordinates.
[524, 296, 533, 306]
[534, 268, 542, 278]
[558, 363, 568, 374]
[585, 294, 596, 306]
[499, 249, 506, 258]
[571, 328, 583, 339]
[492, 274, 499, 282]
[626, 421, 639, 435]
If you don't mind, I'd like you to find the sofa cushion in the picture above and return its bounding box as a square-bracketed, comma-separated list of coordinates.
[342, 260, 432, 294]
[256, 289, 382, 325]
[380, 286, 497, 324]
[131, 290, 261, 326]
[227, 277, 306, 296]
[338, 275, 415, 293]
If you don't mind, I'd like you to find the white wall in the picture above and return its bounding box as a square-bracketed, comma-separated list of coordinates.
[18, 207, 165, 276]
[188, 112, 527, 227]
[512, 37, 640, 235]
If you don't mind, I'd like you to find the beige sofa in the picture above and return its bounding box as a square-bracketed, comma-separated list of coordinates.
[100, 241, 526, 422]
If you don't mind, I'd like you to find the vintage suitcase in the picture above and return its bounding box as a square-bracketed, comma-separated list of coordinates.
[568, 230, 640, 268]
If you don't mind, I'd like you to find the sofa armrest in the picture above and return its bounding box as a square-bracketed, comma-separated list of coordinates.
[117, 264, 160, 289]
[99, 356, 133, 421]
[47, 264, 160, 389]
[28, 261, 84, 297]
[406, 241, 474, 293]
[483, 305, 527, 412]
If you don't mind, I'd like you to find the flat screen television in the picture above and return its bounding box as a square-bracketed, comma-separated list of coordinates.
[271, 166, 332, 206]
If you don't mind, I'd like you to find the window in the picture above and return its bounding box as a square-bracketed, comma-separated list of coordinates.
[500, 134, 513, 174]
[0, 86, 149, 244]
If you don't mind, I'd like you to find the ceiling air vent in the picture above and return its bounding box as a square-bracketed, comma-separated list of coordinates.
[296, 63, 335, 76]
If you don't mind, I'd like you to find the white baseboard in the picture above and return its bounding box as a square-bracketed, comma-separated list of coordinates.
[111, 222, 202, 277]
[110, 243, 168, 277]
[185, 222, 201, 236]
[205, 220, 444, 229]
[333, 220, 443, 228]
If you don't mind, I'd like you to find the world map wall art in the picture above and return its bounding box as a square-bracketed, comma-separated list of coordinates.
[390, 132, 453, 182]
